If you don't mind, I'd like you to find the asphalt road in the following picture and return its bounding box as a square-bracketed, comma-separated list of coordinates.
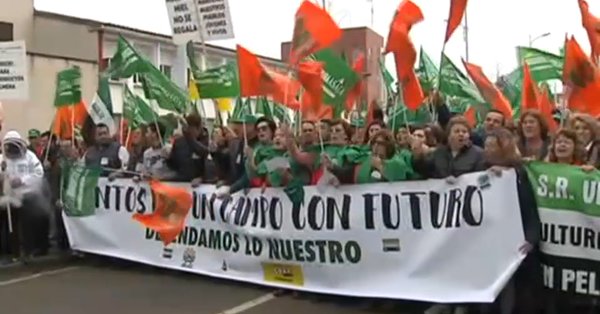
[0, 257, 426, 314]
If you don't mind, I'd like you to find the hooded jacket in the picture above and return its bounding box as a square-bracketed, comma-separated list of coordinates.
[0, 131, 45, 205]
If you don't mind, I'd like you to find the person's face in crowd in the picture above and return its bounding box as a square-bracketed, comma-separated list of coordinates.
[412, 129, 427, 147]
[573, 119, 593, 146]
[186, 124, 201, 139]
[4, 143, 23, 159]
[521, 115, 541, 140]
[395, 127, 410, 147]
[256, 121, 273, 144]
[371, 135, 387, 159]
[273, 129, 286, 150]
[318, 122, 331, 142]
[553, 134, 575, 162]
[424, 127, 437, 147]
[330, 123, 348, 145]
[213, 128, 226, 146]
[448, 123, 470, 150]
[301, 122, 317, 146]
[145, 128, 160, 146]
[40, 135, 50, 149]
[244, 123, 256, 140]
[131, 129, 143, 145]
[95, 126, 112, 146]
[29, 136, 39, 149]
[483, 136, 501, 160]
[483, 112, 504, 132]
[368, 124, 382, 142]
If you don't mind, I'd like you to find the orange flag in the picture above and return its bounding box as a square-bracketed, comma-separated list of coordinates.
[301, 92, 333, 121]
[289, 1, 342, 65]
[521, 63, 541, 111]
[237, 45, 274, 97]
[385, 1, 425, 111]
[463, 60, 513, 119]
[539, 87, 558, 132]
[52, 101, 88, 140]
[384, 0, 424, 76]
[268, 70, 302, 110]
[345, 53, 366, 112]
[132, 181, 193, 246]
[384, 0, 424, 54]
[298, 61, 324, 111]
[463, 106, 477, 127]
[444, 0, 468, 43]
[563, 36, 600, 117]
[237, 45, 300, 109]
[578, 0, 600, 64]
[395, 53, 424, 110]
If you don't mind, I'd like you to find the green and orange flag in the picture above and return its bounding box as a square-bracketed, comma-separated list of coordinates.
[563, 36, 600, 117]
[132, 181, 193, 246]
[289, 0, 342, 65]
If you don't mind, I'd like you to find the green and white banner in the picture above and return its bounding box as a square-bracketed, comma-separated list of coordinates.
[526, 161, 600, 299]
[63, 170, 525, 302]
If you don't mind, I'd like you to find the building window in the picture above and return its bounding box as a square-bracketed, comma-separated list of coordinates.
[102, 58, 121, 81]
[0, 22, 13, 41]
[133, 73, 142, 85]
[160, 64, 172, 79]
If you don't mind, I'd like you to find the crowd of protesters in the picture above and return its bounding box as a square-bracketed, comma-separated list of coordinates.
[0, 90, 598, 314]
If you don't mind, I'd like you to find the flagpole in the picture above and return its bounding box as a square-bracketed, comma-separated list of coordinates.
[463, 9, 470, 62]
[192, 0, 213, 145]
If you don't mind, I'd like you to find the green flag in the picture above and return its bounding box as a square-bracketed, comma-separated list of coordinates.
[54, 67, 82, 107]
[271, 101, 289, 123]
[196, 63, 240, 99]
[306, 49, 360, 110]
[105, 36, 148, 79]
[123, 85, 156, 128]
[379, 59, 396, 105]
[516, 46, 563, 82]
[85, 75, 116, 133]
[439, 54, 484, 103]
[61, 162, 101, 217]
[255, 96, 273, 119]
[139, 66, 189, 113]
[416, 48, 439, 93]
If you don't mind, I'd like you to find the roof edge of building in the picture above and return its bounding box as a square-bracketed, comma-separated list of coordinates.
[32, 9, 283, 64]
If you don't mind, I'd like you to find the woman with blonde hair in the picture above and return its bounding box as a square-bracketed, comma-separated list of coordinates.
[569, 113, 600, 167]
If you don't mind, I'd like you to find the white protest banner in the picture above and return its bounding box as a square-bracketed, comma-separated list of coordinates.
[195, 0, 235, 41]
[63, 170, 525, 303]
[0, 41, 28, 100]
[166, 0, 201, 45]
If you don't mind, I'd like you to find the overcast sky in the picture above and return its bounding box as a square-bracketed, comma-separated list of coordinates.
[35, 0, 593, 78]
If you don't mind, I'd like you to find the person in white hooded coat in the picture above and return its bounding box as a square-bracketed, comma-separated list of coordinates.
[0, 130, 50, 259]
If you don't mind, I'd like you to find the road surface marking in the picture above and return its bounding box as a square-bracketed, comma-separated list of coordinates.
[0, 266, 80, 287]
[215, 291, 278, 314]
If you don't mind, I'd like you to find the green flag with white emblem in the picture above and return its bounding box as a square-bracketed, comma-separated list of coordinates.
[61, 162, 101, 217]
[196, 63, 240, 99]
[306, 49, 360, 111]
[123, 85, 156, 128]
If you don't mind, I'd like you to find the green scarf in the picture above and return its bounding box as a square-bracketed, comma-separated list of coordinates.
[355, 153, 413, 184]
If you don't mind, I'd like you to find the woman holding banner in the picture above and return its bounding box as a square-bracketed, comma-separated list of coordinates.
[482, 127, 542, 314]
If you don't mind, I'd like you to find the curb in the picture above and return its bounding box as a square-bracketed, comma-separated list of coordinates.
[0, 253, 78, 271]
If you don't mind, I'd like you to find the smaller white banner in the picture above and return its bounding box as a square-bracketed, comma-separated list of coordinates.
[195, 0, 235, 41]
[166, 0, 201, 45]
[0, 41, 28, 100]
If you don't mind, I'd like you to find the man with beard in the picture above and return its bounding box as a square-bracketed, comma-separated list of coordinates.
[0, 130, 50, 261]
[84, 123, 129, 177]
